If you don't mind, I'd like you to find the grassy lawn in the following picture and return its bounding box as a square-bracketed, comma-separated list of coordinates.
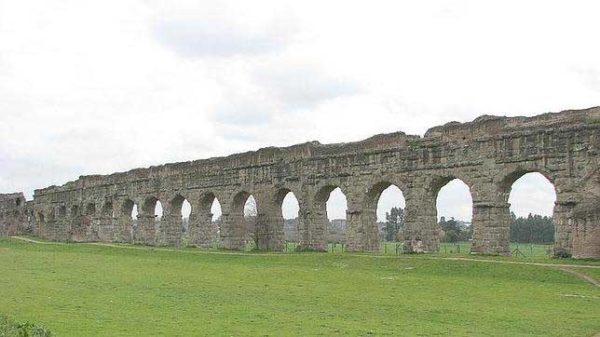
[0, 238, 599, 336]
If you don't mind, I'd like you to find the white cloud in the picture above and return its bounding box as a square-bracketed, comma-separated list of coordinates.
[0, 0, 597, 226]
[251, 61, 361, 110]
[151, 0, 297, 57]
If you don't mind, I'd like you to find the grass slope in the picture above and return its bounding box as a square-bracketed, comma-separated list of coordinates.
[0, 238, 598, 336]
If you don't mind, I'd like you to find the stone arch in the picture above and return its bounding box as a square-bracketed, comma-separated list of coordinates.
[497, 168, 557, 203]
[311, 184, 348, 249]
[231, 191, 252, 215]
[171, 193, 192, 223]
[169, 194, 188, 215]
[97, 200, 115, 242]
[199, 192, 221, 214]
[142, 196, 158, 214]
[429, 176, 474, 217]
[314, 184, 347, 219]
[119, 198, 136, 243]
[221, 190, 257, 250]
[190, 191, 223, 248]
[162, 193, 190, 246]
[275, 187, 299, 210]
[507, 172, 557, 215]
[364, 181, 407, 212]
[142, 196, 163, 220]
[432, 176, 474, 245]
[121, 199, 136, 217]
[139, 196, 161, 245]
[275, 187, 300, 246]
[469, 169, 557, 256]
[506, 172, 557, 248]
[357, 181, 407, 251]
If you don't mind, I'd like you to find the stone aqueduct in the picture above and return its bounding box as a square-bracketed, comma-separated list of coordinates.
[1, 107, 600, 258]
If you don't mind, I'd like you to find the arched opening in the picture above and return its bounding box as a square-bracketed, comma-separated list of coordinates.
[228, 191, 258, 250]
[121, 199, 137, 239]
[315, 186, 347, 248]
[182, 199, 191, 232]
[436, 178, 473, 249]
[507, 172, 556, 250]
[154, 200, 163, 221]
[130, 204, 138, 220]
[244, 194, 258, 248]
[197, 193, 222, 247]
[141, 197, 162, 243]
[244, 195, 257, 217]
[277, 189, 300, 251]
[211, 198, 222, 223]
[373, 184, 406, 245]
[170, 195, 191, 236]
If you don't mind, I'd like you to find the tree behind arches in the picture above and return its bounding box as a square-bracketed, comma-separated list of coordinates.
[384, 207, 404, 242]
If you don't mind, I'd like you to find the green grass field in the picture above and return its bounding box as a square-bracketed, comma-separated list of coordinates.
[0, 237, 599, 336]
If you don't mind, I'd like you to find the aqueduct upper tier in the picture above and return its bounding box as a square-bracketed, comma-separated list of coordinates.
[2, 107, 600, 258]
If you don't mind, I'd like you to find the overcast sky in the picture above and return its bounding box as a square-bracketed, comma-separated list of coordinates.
[1, 0, 597, 221]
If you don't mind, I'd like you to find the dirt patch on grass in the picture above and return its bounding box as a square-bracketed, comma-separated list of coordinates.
[559, 267, 600, 288]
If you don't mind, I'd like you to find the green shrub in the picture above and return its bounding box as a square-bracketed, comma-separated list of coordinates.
[0, 315, 52, 337]
[553, 248, 572, 259]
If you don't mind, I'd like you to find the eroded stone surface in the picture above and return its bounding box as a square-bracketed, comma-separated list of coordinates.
[2, 107, 600, 258]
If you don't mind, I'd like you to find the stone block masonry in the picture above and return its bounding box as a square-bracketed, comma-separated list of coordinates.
[2, 106, 600, 258]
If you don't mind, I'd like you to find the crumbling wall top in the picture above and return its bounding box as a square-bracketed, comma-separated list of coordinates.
[29, 106, 600, 197]
[424, 106, 600, 140]
[0, 192, 26, 209]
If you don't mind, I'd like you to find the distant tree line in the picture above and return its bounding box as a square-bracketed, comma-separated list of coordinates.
[509, 212, 554, 244]
[438, 217, 472, 243]
[282, 207, 555, 245]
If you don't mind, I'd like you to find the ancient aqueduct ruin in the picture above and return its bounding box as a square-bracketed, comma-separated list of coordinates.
[1, 107, 600, 258]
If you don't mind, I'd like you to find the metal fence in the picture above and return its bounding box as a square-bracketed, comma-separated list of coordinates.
[283, 240, 554, 257]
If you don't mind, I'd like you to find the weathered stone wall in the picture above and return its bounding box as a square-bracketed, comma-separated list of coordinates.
[0, 193, 30, 236]
[2, 106, 600, 258]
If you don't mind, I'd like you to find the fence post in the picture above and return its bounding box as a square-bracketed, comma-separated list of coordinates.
[530, 244, 533, 256]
